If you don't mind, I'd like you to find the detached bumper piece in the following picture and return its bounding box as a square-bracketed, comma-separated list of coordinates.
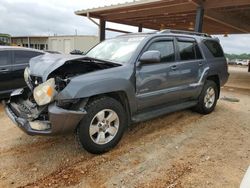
[4, 98, 86, 136]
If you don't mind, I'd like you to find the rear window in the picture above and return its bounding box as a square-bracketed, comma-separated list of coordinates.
[177, 41, 202, 61]
[14, 50, 43, 65]
[204, 40, 224, 57]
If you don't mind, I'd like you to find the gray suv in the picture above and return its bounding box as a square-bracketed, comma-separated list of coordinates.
[4, 30, 229, 154]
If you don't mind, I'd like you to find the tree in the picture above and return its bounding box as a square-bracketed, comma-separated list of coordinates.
[225, 53, 250, 60]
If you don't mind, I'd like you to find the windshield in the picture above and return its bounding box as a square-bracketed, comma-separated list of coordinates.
[86, 36, 145, 64]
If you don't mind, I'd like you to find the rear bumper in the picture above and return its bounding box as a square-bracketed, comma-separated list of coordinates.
[4, 97, 86, 136]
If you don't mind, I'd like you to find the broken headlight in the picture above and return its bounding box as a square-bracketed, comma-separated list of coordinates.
[33, 78, 57, 106]
[24, 67, 30, 84]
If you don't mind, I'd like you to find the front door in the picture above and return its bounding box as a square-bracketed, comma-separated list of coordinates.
[136, 37, 180, 110]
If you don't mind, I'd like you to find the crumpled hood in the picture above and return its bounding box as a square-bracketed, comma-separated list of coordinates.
[29, 54, 84, 81]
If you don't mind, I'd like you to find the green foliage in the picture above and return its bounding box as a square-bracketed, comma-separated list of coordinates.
[0, 33, 11, 38]
[225, 53, 250, 60]
[0, 41, 8, 45]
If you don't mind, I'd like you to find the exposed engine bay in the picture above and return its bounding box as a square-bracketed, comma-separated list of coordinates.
[27, 57, 120, 91]
[14, 57, 120, 122]
[48, 59, 120, 81]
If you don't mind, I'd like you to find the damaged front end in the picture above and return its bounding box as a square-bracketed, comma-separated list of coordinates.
[4, 54, 118, 135]
[4, 87, 86, 135]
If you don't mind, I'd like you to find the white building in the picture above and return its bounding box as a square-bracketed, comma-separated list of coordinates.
[11, 35, 99, 54]
[48, 35, 98, 54]
[11, 36, 49, 50]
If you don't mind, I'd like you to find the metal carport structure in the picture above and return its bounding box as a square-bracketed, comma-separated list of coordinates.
[75, 0, 250, 41]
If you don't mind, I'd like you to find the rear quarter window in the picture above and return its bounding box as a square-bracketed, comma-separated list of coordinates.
[204, 40, 224, 58]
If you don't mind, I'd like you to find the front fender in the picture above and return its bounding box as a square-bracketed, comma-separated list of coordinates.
[59, 78, 134, 99]
[55, 65, 137, 114]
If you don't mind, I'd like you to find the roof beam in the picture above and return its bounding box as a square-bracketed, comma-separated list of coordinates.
[204, 0, 250, 9]
[106, 28, 131, 34]
[76, 0, 250, 34]
[96, 1, 170, 15]
[75, 0, 163, 15]
[125, 12, 196, 22]
[205, 10, 250, 33]
[102, 2, 197, 21]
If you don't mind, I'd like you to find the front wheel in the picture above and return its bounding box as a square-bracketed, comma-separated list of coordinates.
[77, 97, 128, 154]
[193, 80, 218, 114]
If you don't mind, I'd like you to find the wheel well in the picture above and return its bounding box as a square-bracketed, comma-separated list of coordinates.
[87, 91, 131, 121]
[207, 75, 220, 97]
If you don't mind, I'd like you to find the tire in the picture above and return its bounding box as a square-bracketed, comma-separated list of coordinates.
[77, 97, 128, 154]
[193, 80, 218, 115]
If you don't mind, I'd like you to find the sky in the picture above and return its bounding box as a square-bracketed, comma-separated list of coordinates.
[0, 0, 250, 54]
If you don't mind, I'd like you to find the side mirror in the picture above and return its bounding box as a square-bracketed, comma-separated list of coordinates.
[139, 50, 161, 65]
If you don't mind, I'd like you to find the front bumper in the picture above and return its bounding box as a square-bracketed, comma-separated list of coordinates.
[4, 90, 86, 136]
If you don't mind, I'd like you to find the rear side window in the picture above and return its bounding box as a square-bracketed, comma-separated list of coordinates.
[204, 40, 224, 57]
[0, 51, 10, 66]
[147, 40, 175, 62]
[177, 40, 202, 61]
[14, 50, 43, 65]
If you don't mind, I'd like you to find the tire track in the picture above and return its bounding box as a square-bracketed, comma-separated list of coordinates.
[0, 137, 64, 157]
[135, 162, 193, 188]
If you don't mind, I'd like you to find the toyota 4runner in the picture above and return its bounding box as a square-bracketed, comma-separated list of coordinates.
[4, 30, 229, 154]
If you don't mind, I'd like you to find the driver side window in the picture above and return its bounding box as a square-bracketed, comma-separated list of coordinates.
[147, 40, 175, 63]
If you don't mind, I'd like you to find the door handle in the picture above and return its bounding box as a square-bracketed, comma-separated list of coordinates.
[199, 62, 203, 66]
[0, 68, 10, 73]
[171, 65, 177, 70]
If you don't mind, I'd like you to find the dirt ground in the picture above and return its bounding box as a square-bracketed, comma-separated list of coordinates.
[0, 66, 249, 188]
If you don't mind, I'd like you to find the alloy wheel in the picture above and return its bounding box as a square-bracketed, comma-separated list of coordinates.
[89, 109, 119, 145]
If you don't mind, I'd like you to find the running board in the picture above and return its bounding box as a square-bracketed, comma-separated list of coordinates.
[131, 101, 197, 123]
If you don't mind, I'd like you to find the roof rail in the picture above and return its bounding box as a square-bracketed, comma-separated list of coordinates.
[160, 29, 212, 38]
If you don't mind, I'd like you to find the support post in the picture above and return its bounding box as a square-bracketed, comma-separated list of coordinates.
[138, 24, 143, 32]
[99, 19, 106, 42]
[195, 5, 204, 32]
[27, 37, 30, 48]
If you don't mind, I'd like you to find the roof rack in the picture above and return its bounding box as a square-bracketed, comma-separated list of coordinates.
[160, 29, 212, 38]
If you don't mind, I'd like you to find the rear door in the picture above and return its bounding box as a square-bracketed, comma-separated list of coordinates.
[0, 50, 13, 93]
[174, 37, 206, 99]
[12, 50, 43, 89]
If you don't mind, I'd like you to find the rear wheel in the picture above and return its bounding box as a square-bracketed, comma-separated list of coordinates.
[77, 97, 127, 154]
[193, 80, 218, 114]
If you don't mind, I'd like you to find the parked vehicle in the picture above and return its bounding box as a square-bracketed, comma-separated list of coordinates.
[0, 46, 44, 98]
[4, 30, 229, 154]
[70, 49, 85, 55]
[235, 59, 249, 66]
[227, 59, 237, 65]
